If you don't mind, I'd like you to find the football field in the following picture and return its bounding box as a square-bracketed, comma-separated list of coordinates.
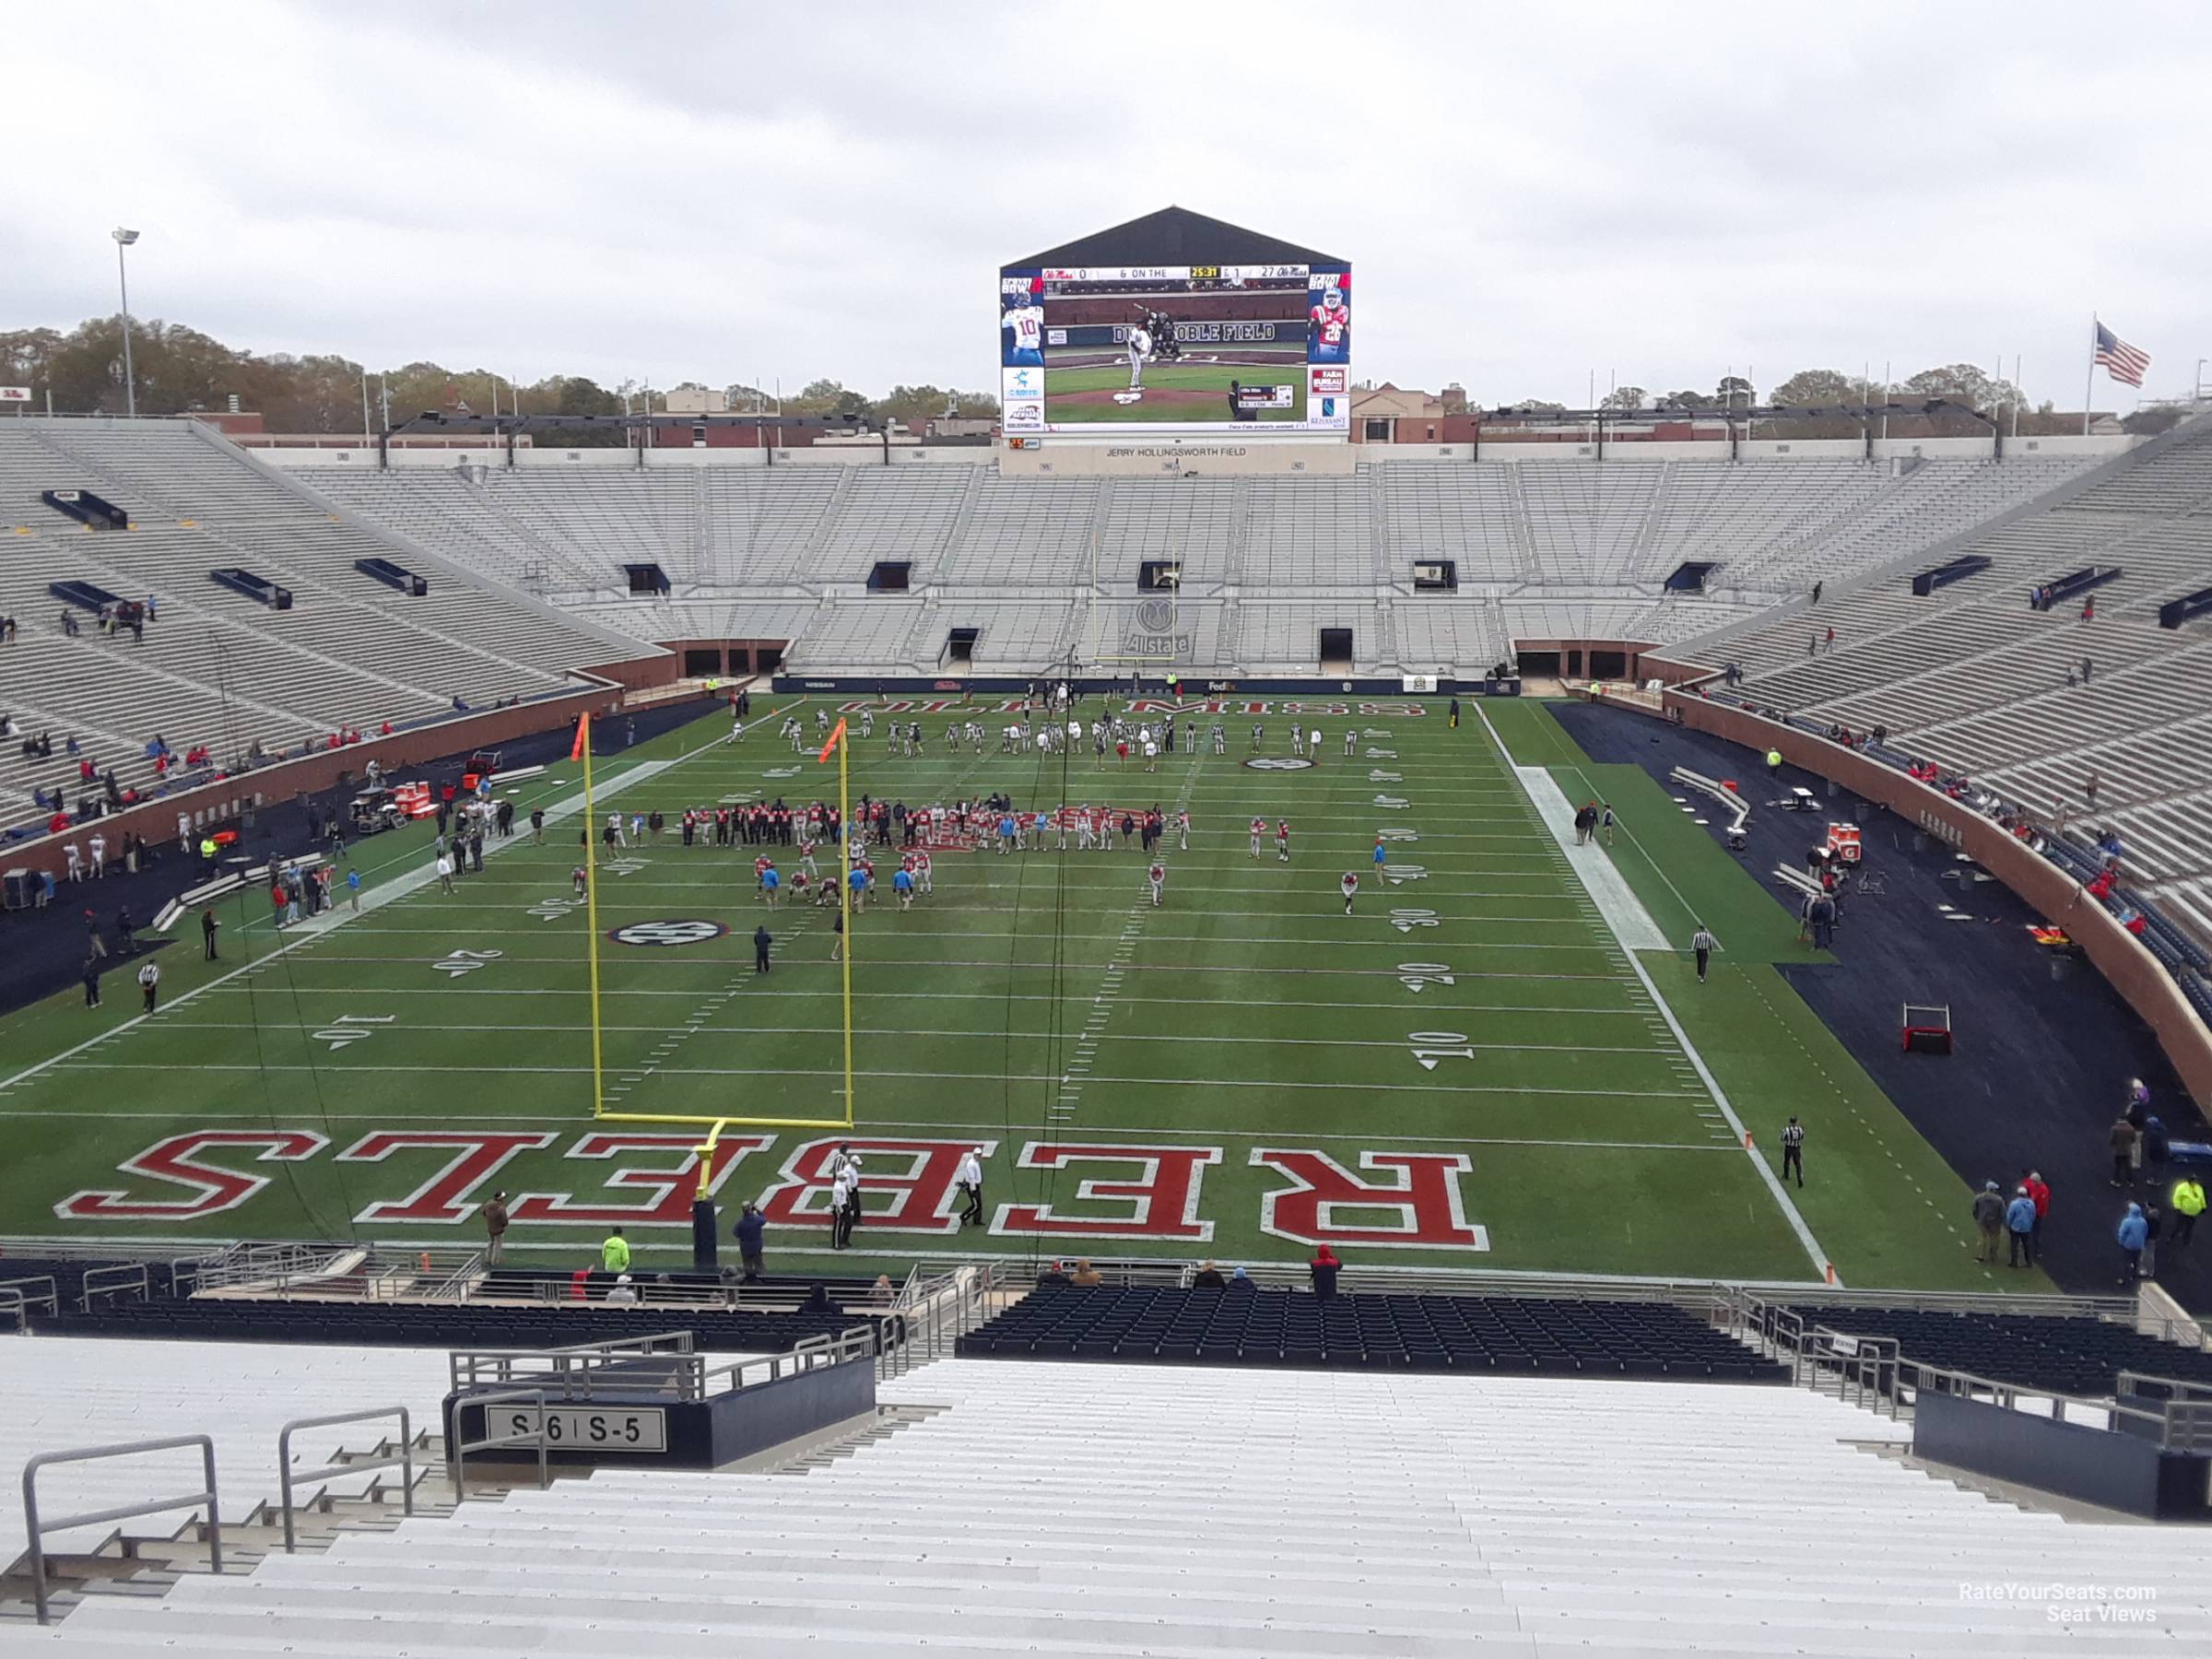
[0, 695, 2017, 1289]
[1041, 358, 1309, 425]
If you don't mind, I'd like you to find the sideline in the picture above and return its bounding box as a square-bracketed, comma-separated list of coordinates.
[0, 708, 790, 1101]
[1514, 767, 1671, 950]
[1477, 703, 1836, 1283]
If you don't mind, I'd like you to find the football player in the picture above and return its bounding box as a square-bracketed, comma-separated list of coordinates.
[1310, 280, 1349, 361]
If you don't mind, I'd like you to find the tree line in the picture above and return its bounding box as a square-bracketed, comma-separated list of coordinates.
[0, 316, 1002, 443]
[1522, 367, 2173, 436]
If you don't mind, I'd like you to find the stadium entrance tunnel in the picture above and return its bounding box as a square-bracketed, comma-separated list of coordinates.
[1319, 627, 1353, 672]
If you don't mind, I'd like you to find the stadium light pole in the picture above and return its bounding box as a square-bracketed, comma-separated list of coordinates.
[112, 228, 140, 418]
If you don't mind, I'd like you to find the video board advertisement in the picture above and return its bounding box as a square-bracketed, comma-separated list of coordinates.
[1000, 263, 1351, 437]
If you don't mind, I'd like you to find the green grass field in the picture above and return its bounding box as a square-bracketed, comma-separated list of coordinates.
[1042, 358, 1309, 425]
[0, 694, 2028, 1289]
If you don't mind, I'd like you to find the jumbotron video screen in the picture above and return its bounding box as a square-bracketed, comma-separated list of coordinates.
[999, 262, 1351, 436]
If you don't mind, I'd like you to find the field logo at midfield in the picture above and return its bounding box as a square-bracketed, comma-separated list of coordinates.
[1243, 757, 1315, 771]
[607, 920, 728, 947]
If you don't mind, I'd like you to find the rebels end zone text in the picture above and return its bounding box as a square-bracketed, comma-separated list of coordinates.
[55, 1129, 1489, 1252]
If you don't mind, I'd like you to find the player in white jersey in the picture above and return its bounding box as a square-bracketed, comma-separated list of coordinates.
[1290, 725, 1305, 757]
[1178, 809, 1191, 852]
[1147, 861, 1166, 907]
[1076, 807, 1094, 852]
[916, 848, 934, 895]
[1250, 817, 1265, 859]
[1211, 722, 1226, 755]
[1341, 871, 1360, 913]
[1345, 728, 1357, 757]
[1309, 727, 1321, 757]
[1125, 325, 1153, 392]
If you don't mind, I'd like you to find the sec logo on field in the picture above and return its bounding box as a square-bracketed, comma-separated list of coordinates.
[607, 920, 729, 947]
[1243, 757, 1316, 771]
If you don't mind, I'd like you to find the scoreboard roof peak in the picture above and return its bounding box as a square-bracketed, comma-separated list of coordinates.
[1003, 206, 1344, 275]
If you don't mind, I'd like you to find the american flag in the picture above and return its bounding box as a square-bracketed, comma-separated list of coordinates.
[2094, 321, 2150, 388]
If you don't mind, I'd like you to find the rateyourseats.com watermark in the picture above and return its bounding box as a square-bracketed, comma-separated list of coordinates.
[1960, 1582, 2159, 1625]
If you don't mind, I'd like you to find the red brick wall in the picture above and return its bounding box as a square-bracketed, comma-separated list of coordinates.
[1657, 690, 2212, 1109]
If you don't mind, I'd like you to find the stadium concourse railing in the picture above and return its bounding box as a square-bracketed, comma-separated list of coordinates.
[1723, 1286, 2212, 1452]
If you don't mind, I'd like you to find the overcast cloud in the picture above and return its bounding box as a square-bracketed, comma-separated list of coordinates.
[4, 1, 2206, 408]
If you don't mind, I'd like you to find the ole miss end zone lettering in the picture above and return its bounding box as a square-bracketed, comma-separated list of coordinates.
[54, 1129, 1491, 1252]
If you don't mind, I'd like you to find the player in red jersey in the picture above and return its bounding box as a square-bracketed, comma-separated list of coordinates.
[1250, 817, 1265, 859]
[1341, 871, 1359, 913]
[1147, 861, 1166, 907]
[1277, 819, 1291, 863]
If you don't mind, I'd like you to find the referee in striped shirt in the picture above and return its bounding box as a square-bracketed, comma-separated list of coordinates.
[1781, 1118, 1806, 1187]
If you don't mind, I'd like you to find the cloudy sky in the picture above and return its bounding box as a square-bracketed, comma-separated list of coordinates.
[5, 1, 2206, 408]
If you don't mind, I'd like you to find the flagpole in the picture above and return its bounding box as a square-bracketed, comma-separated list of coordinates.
[580, 712, 606, 1121]
[2084, 315, 2097, 438]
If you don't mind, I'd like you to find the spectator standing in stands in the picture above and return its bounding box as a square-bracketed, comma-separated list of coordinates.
[2116, 1203, 2147, 1285]
[1309, 1244, 1342, 1300]
[1069, 1259, 1103, 1287]
[1971, 1182, 2005, 1263]
[600, 1228, 631, 1274]
[1193, 1260, 1227, 1288]
[605, 1275, 638, 1305]
[2005, 1187, 2037, 1267]
[135, 958, 159, 1012]
[2141, 1205, 2162, 1279]
[1780, 1118, 1806, 1187]
[2109, 1113, 2139, 1187]
[1824, 626, 1836, 653]
[2084, 771, 2100, 809]
[482, 1192, 511, 1265]
[2143, 1116, 2171, 1182]
[2025, 1171, 2050, 1259]
[1811, 580, 1824, 606]
[1690, 924, 1717, 983]
[2081, 655, 2094, 686]
[733, 1203, 767, 1280]
[2170, 1176, 2206, 1251]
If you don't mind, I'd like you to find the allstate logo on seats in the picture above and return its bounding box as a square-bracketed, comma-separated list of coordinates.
[607, 920, 729, 947]
[1243, 757, 1315, 771]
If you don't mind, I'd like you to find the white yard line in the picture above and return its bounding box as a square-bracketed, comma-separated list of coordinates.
[1477, 703, 1836, 1284]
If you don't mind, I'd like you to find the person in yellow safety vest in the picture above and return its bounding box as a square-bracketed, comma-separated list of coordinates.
[1765, 747, 1783, 780]
[198, 835, 219, 872]
[2172, 1175, 2206, 1249]
[600, 1228, 631, 1273]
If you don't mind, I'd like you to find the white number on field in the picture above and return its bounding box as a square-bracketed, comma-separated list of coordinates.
[432, 949, 503, 979]
[1388, 908, 1441, 934]
[1382, 863, 1430, 885]
[1409, 1030, 1476, 1070]
[313, 1015, 394, 1051]
[528, 896, 587, 922]
[599, 857, 648, 877]
[1397, 962, 1456, 994]
[1368, 770, 1403, 782]
[1376, 828, 1419, 843]
[1373, 794, 1410, 810]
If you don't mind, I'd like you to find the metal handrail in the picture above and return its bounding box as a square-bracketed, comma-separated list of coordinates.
[276, 1406, 414, 1552]
[447, 1388, 548, 1503]
[0, 1276, 59, 1333]
[448, 1331, 698, 1396]
[78, 1263, 149, 1311]
[21, 1434, 221, 1625]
